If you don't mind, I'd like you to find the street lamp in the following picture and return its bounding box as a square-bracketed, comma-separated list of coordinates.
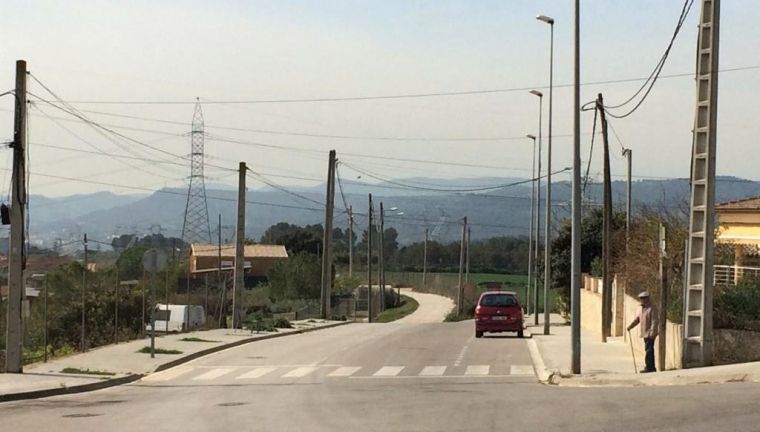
[537, 13, 555, 336]
[529, 89, 543, 326]
[525, 134, 537, 316]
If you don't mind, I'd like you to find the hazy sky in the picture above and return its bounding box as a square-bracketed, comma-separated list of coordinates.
[1, 0, 759, 198]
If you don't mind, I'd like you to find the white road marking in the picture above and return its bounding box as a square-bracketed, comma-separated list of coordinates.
[192, 368, 235, 381]
[143, 366, 194, 382]
[454, 345, 469, 367]
[465, 365, 490, 376]
[373, 366, 405, 377]
[419, 366, 447, 376]
[282, 366, 319, 378]
[236, 367, 277, 379]
[327, 366, 362, 377]
[510, 365, 535, 376]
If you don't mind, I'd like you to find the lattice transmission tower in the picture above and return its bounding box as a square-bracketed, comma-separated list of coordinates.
[181, 99, 212, 245]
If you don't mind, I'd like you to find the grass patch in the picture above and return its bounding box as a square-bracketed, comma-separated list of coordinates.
[137, 346, 183, 355]
[444, 306, 476, 322]
[61, 367, 116, 376]
[376, 295, 420, 323]
[179, 337, 220, 343]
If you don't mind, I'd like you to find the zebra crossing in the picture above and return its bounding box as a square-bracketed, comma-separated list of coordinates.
[142, 363, 535, 384]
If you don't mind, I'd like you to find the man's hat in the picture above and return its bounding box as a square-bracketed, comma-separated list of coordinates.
[638, 291, 650, 298]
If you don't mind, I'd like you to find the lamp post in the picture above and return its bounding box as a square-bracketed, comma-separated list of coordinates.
[525, 134, 537, 316]
[529, 89, 543, 326]
[537, 13, 555, 336]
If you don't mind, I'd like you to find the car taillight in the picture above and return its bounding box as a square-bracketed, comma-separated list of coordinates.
[475, 306, 481, 315]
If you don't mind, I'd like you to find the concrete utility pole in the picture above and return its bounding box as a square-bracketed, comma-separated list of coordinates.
[571, 0, 582, 374]
[598, 93, 613, 342]
[530, 89, 543, 327]
[526, 134, 537, 316]
[81, 233, 88, 352]
[232, 162, 246, 329]
[623, 148, 632, 247]
[5, 59, 27, 373]
[320, 150, 336, 319]
[457, 217, 468, 315]
[367, 194, 373, 323]
[422, 228, 428, 291]
[658, 224, 668, 371]
[684, 0, 720, 368]
[348, 205, 354, 278]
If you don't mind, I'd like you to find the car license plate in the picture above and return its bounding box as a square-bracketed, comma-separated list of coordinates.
[492, 316, 508, 320]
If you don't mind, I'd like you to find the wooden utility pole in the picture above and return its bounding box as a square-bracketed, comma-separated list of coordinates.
[320, 150, 336, 318]
[217, 214, 225, 328]
[422, 228, 428, 291]
[623, 148, 632, 248]
[457, 217, 467, 315]
[5, 60, 27, 373]
[232, 162, 246, 329]
[81, 233, 88, 351]
[378, 202, 385, 312]
[465, 227, 471, 283]
[367, 194, 373, 322]
[348, 205, 354, 278]
[658, 224, 668, 371]
[598, 93, 613, 342]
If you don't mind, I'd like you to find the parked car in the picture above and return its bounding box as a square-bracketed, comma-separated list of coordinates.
[146, 304, 206, 333]
[474, 291, 523, 338]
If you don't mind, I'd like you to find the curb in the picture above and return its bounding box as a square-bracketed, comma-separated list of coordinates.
[154, 320, 352, 372]
[1, 320, 352, 403]
[0, 373, 144, 403]
[526, 335, 558, 384]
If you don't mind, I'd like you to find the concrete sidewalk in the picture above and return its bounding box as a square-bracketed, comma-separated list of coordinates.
[525, 313, 760, 387]
[0, 319, 349, 401]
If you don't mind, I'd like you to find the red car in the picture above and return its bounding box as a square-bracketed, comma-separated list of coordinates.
[474, 291, 524, 338]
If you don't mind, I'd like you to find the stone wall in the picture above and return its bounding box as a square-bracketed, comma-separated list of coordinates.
[582, 274, 682, 370]
[714, 329, 760, 365]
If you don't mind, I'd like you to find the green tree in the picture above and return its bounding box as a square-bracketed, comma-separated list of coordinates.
[266, 253, 321, 300]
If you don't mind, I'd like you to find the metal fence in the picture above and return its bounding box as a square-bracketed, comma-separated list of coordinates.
[714, 265, 760, 287]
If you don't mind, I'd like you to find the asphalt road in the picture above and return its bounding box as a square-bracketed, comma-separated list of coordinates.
[3, 321, 760, 432]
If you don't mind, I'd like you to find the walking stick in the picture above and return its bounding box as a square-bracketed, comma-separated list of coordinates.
[627, 329, 638, 374]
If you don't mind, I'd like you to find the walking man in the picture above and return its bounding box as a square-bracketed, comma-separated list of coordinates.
[627, 291, 658, 373]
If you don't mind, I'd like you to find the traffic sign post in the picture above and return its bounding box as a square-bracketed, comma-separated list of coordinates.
[142, 249, 168, 358]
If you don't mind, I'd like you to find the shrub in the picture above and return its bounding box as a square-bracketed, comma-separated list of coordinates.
[714, 278, 760, 331]
[272, 317, 292, 329]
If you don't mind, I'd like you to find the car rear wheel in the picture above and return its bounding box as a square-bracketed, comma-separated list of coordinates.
[517, 329, 524, 338]
[475, 331, 483, 338]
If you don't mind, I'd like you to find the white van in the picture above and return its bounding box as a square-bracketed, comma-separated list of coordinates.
[146, 304, 206, 333]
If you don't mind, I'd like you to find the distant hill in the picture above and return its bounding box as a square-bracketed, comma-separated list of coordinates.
[25, 176, 760, 249]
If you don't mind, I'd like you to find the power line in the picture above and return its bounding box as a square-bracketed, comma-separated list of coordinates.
[604, 0, 695, 118]
[72, 108, 571, 143]
[340, 161, 571, 193]
[51, 64, 760, 105]
[6, 167, 324, 212]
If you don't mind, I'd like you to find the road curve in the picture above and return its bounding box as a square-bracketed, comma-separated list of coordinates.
[396, 288, 455, 323]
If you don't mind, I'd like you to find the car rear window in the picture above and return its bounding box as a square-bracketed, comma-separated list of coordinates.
[480, 294, 517, 307]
